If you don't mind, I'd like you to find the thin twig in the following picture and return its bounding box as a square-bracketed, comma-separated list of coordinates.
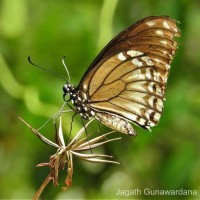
[32, 172, 53, 200]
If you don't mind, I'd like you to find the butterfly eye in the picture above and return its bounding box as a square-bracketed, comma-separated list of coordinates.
[63, 84, 69, 94]
[63, 84, 70, 101]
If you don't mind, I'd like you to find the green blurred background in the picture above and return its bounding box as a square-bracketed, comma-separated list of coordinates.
[0, 0, 200, 199]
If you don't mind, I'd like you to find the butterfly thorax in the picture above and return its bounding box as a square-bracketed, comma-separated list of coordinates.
[63, 83, 94, 120]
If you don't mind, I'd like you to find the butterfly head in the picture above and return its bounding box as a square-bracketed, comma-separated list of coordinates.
[63, 82, 94, 120]
[63, 83, 76, 102]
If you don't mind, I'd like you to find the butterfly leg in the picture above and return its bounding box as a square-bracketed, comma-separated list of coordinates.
[67, 112, 77, 143]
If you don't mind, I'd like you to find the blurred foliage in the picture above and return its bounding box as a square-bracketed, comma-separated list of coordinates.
[0, 0, 200, 199]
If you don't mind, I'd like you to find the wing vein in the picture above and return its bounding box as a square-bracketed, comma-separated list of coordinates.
[125, 89, 164, 99]
[117, 95, 162, 114]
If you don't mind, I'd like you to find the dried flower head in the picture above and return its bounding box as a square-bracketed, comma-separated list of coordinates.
[19, 117, 121, 199]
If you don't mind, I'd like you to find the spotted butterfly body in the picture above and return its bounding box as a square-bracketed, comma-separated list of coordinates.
[63, 16, 181, 136]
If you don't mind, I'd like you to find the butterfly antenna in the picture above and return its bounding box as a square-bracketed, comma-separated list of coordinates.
[62, 55, 71, 83]
[36, 111, 60, 131]
[28, 56, 67, 82]
[37, 102, 72, 131]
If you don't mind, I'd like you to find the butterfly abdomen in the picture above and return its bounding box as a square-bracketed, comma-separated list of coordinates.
[95, 112, 136, 136]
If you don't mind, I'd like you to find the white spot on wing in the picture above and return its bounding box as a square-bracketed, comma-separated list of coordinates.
[141, 56, 153, 66]
[132, 58, 143, 67]
[155, 30, 164, 36]
[145, 112, 150, 120]
[149, 121, 155, 127]
[148, 96, 155, 107]
[127, 50, 143, 57]
[138, 118, 146, 125]
[146, 68, 151, 79]
[156, 85, 162, 95]
[163, 21, 170, 29]
[118, 52, 126, 61]
[165, 64, 171, 70]
[148, 82, 154, 93]
[156, 99, 163, 112]
[160, 40, 168, 45]
[146, 21, 156, 26]
[129, 114, 137, 121]
[174, 27, 178, 32]
[154, 113, 161, 121]
[153, 71, 161, 82]
[137, 69, 145, 79]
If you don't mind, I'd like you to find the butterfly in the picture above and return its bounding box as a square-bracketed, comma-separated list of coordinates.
[63, 16, 181, 136]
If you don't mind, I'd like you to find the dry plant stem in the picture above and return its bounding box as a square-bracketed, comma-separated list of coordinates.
[19, 116, 121, 199]
[18, 117, 59, 148]
[32, 172, 53, 200]
[63, 153, 73, 190]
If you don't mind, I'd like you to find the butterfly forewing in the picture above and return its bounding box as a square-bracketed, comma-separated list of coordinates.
[76, 16, 181, 134]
